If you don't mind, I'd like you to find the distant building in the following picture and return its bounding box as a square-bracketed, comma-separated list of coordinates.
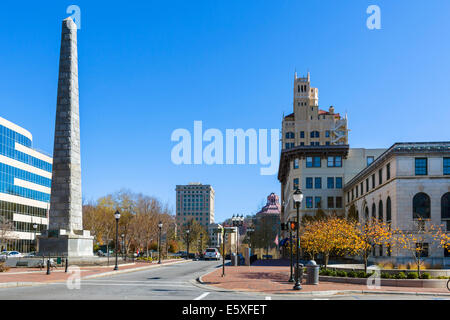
[252, 193, 281, 254]
[0, 116, 52, 252]
[176, 183, 215, 227]
[207, 223, 222, 248]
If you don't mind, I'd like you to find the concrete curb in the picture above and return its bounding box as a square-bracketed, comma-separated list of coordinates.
[0, 259, 190, 289]
[196, 271, 450, 297]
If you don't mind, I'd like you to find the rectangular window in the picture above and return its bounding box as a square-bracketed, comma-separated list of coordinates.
[310, 131, 314, 138]
[379, 169, 382, 185]
[360, 182, 364, 195]
[306, 157, 313, 167]
[300, 131, 305, 139]
[314, 177, 322, 189]
[285, 143, 290, 149]
[314, 197, 322, 209]
[310, 142, 314, 146]
[293, 158, 299, 169]
[325, 130, 330, 137]
[351, 189, 354, 201]
[306, 197, 313, 208]
[356, 186, 358, 198]
[325, 141, 330, 146]
[336, 177, 343, 189]
[336, 197, 343, 208]
[347, 192, 350, 203]
[386, 163, 391, 180]
[444, 158, 450, 175]
[300, 142, 305, 146]
[306, 177, 313, 189]
[367, 156, 374, 166]
[415, 158, 427, 175]
[327, 197, 334, 209]
[327, 177, 334, 189]
[327, 156, 342, 167]
[366, 179, 369, 192]
[293, 178, 299, 190]
[313, 157, 321, 167]
[372, 174, 375, 188]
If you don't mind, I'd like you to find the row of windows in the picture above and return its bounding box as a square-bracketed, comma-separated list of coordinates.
[0, 181, 50, 203]
[357, 193, 450, 226]
[285, 130, 332, 140]
[0, 200, 48, 218]
[303, 177, 343, 189]
[285, 141, 332, 149]
[0, 162, 52, 188]
[348, 162, 391, 201]
[415, 157, 450, 175]
[305, 196, 343, 209]
[304, 156, 342, 168]
[0, 125, 52, 173]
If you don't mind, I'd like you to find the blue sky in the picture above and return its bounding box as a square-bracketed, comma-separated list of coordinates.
[1, 1, 449, 223]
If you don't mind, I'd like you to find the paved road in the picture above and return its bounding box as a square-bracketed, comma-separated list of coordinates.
[0, 261, 448, 300]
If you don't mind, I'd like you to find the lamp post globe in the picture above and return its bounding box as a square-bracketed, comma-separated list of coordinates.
[292, 189, 303, 290]
[114, 210, 120, 271]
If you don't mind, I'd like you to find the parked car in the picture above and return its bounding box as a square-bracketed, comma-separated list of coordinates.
[24, 251, 37, 257]
[6, 251, 23, 258]
[203, 248, 221, 261]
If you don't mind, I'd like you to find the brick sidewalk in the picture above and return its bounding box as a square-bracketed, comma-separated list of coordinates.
[0, 259, 186, 285]
[201, 265, 450, 294]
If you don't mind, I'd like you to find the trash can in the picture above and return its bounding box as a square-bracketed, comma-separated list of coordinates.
[306, 260, 319, 285]
[231, 253, 238, 266]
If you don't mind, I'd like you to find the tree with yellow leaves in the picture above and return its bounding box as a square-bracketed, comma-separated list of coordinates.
[301, 215, 359, 269]
[391, 218, 450, 276]
[352, 218, 393, 273]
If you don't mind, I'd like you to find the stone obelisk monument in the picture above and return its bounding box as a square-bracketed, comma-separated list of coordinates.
[38, 17, 93, 257]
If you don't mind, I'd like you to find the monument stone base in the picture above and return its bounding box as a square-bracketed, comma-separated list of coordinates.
[38, 229, 94, 257]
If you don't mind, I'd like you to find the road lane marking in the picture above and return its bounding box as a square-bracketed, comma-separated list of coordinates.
[194, 292, 210, 300]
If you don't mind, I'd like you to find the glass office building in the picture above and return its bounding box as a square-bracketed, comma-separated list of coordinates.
[0, 116, 52, 252]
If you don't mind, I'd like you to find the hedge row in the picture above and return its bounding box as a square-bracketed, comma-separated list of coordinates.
[317, 268, 446, 280]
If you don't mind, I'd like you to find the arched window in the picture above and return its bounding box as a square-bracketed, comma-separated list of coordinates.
[365, 207, 369, 221]
[378, 200, 383, 222]
[442, 192, 450, 220]
[386, 197, 392, 222]
[413, 192, 431, 219]
[372, 203, 376, 220]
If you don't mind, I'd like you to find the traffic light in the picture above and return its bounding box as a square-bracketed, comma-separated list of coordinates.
[290, 221, 297, 231]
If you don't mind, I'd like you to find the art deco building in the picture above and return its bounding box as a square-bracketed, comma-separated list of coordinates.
[0, 116, 52, 252]
[282, 72, 348, 150]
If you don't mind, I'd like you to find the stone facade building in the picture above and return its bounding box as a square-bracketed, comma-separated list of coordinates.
[344, 142, 450, 263]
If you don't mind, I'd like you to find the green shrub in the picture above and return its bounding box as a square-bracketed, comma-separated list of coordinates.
[336, 270, 347, 277]
[395, 272, 407, 279]
[420, 272, 431, 279]
[329, 270, 338, 277]
[407, 272, 418, 279]
[347, 271, 357, 278]
[381, 272, 391, 279]
[435, 276, 450, 279]
[356, 271, 367, 278]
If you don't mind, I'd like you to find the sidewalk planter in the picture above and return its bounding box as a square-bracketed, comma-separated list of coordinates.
[319, 275, 448, 288]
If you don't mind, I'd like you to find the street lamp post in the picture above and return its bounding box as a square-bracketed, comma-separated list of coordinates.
[32, 224, 37, 252]
[114, 210, 121, 271]
[158, 221, 163, 264]
[288, 221, 294, 282]
[231, 214, 244, 264]
[186, 229, 190, 260]
[292, 189, 303, 290]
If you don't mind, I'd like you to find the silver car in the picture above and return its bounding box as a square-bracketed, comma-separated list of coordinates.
[203, 248, 221, 260]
